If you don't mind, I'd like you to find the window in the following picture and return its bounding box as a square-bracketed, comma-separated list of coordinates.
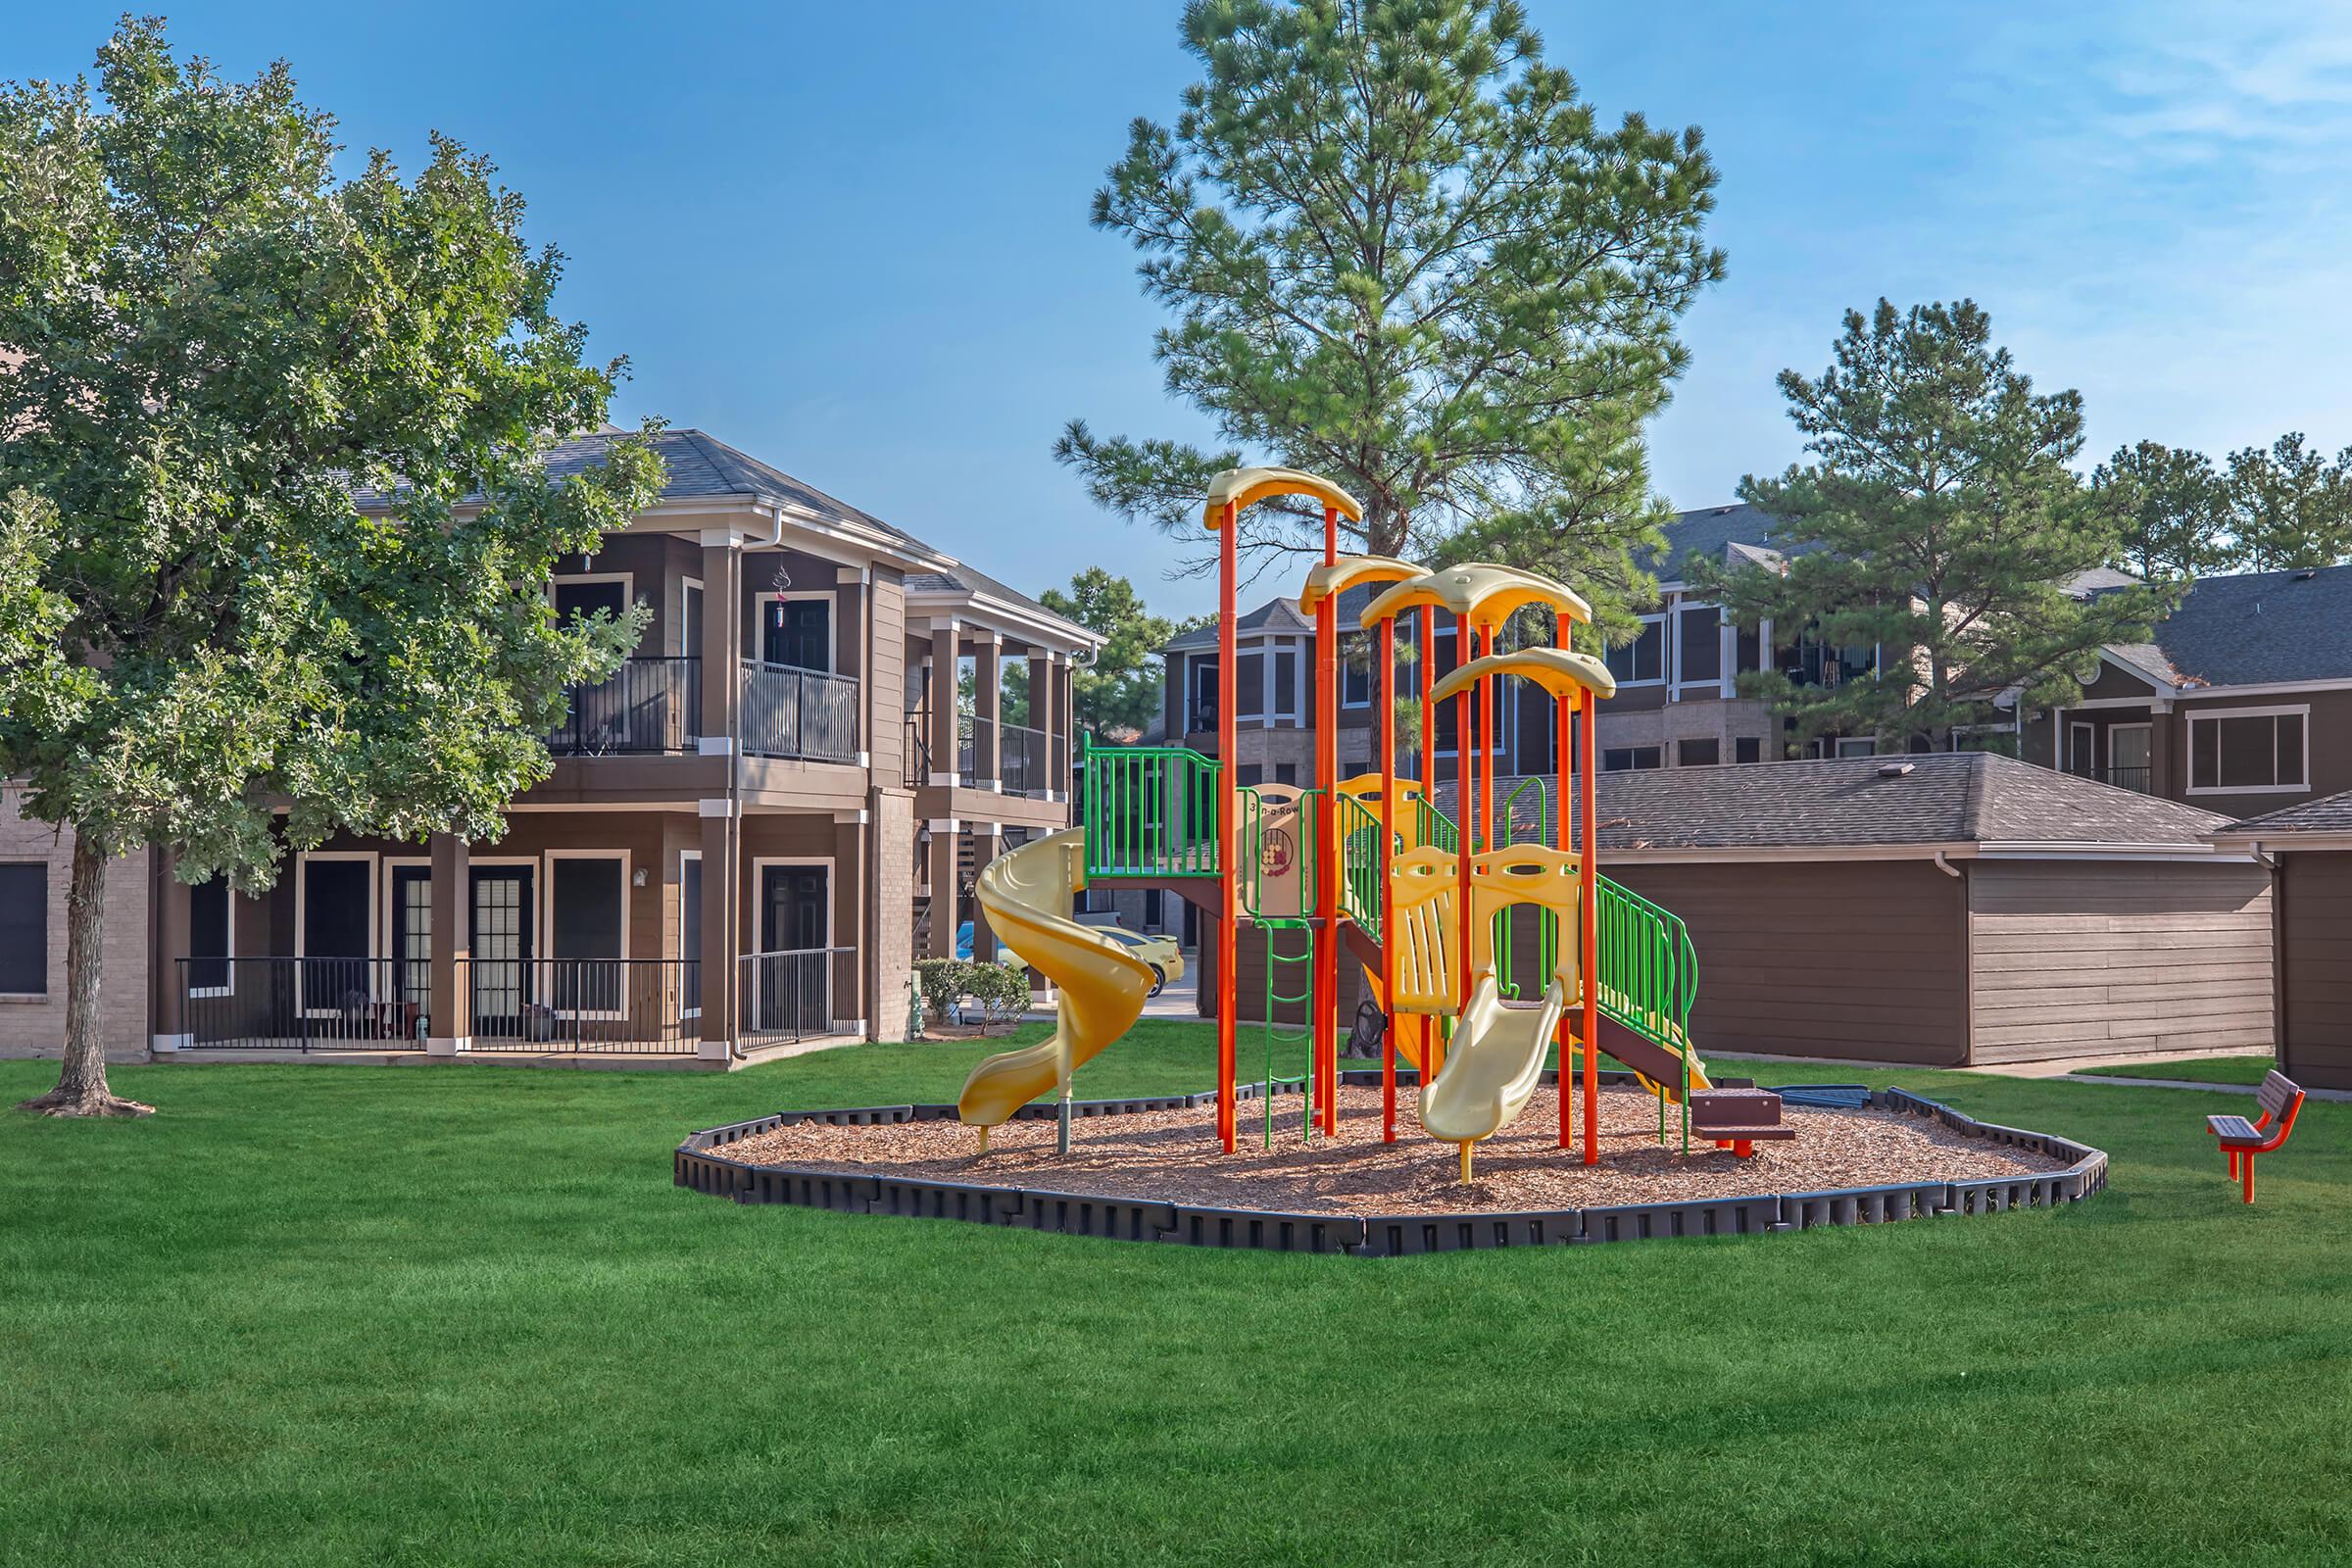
[1677, 738, 1719, 767]
[2188, 708, 2308, 793]
[549, 855, 625, 1015]
[1604, 617, 1665, 685]
[0, 863, 43, 995]
[1602, 746, 1663, 772]
[189, 877, 232, 997]
[1237, 763, 1264, 787]
[1432, 627, 1460, 754]
[1274, 761, 1298, 785]
[1736, 624, 1762, 675]
[1339, 631, 1372, 708]
[1143, 888, 1164, 929]
[553, 577, 630, 626]
[1734, 737, 1762, 764]
[1237, 652, 1265, 718]
[1835, 737, 1879, 759]
[1677, 606, 1721, 685]
[1189, 656, 1218, 731]
[1274, 646, 1298, 717]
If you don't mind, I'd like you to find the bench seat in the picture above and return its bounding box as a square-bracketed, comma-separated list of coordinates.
[2207, 1113, 2264, 1147]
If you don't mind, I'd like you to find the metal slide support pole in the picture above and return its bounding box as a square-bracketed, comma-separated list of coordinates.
[1454, 612, 1473, 1022]
[1556, 611, 1575, 1148]
[1379, 615, 1397, 1144]
[1314, 504, 1339, 1135]
[1217, 500, 1239, 1152]
[1579, 694, 1599, 1165]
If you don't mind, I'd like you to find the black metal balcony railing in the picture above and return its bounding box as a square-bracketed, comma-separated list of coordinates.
[456, 956, 699, 1054]
[904, 712, 933, 788]
[740, 660, 860, 763]
[737, 947, 851, 1051]
[550, 657, 701, 757]
[2098, 764, 2153, 795]
[180, 957, 426, 1052]
[999, 721, 1050, 795]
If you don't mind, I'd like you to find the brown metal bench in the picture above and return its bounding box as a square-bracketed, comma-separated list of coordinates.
[2206, 1071, 2306, 1204]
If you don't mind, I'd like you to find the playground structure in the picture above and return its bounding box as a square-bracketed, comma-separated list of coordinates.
[955, 466, 1788, 1179]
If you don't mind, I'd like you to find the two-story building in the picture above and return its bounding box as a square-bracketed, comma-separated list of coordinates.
[3, 428, 1098, 1067]
[2016, 563, 2352, 817]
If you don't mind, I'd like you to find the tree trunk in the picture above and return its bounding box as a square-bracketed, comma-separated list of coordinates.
[15, 832, 154, 1118]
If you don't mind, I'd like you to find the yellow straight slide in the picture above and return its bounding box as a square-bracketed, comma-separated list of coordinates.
[1417, 967, 1566, 1177]
[956, 829, 1156, 1128]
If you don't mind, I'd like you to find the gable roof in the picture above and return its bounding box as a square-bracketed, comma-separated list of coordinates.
[1431, 752, 2234, 855]
[1163, 595, 1314, 654]
[2091, 564, 2352, 690]
[1648, 502, 1788, 584]
[906, 561, 1097, 647]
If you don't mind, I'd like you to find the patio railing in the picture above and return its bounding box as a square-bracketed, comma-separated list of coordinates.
[739, 661, 859, 762]
[549, 657, 701, 757]
[999, 720, 1050, 794]
[738, 947, 851, 1051]
[455, 956, 699, 1054]
[180, 956, 426, 1052]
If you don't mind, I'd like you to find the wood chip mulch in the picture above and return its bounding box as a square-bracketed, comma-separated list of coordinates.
[713, 1084, 2069, 1216]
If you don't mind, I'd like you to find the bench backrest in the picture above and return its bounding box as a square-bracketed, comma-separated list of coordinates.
[2258, 1071, 2303, 1119]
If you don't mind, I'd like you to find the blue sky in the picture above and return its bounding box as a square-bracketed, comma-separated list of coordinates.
[15, 3, 2352, 617]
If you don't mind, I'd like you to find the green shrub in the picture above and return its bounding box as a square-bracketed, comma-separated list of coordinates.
[966, 962, 1034, 1033]
[913, 959, 972, 1030]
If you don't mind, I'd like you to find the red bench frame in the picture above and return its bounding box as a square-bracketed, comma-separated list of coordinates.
[2208, 1071, 2306, 1204]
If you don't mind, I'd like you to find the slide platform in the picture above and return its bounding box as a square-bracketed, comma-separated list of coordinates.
[956, 829, 1156, 1128]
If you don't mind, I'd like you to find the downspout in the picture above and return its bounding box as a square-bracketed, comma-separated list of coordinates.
[1933, 852, 1961, 878]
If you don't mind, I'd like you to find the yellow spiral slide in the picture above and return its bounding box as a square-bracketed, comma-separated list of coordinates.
[956, 829, 1157, 1129]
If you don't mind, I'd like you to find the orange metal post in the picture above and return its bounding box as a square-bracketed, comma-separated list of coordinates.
[1314, 506, 1340, 1135]
[1421, 604, 1444, 1081]
[1379, 616, 1397, 1143]
[1216, 500, 1239, 1152]
[1454, 612, 1473, 1019]
[1578, 694, 1599, 1164]
[1555, 612, 1575, 1148]
[1478, 624, 1495, 849]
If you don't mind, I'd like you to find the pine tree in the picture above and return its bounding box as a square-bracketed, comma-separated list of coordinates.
[2225, 433, 2352, 571]
[2091, 441, 2233, 579]
[1038, 568, 1187, 739]
[1698, 301, 2178, 753]
[1056, 0, 1722, 621]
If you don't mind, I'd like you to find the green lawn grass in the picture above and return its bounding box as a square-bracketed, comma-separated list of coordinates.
[5, 1023, 2349, 1567]
[2072, 1054, 2280, 1087]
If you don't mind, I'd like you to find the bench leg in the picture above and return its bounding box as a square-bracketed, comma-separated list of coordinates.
[2226, 1148, 2238, 1180]
[1733, 1140, 1755, 1159]
[2243, 1153, 2256, 1205]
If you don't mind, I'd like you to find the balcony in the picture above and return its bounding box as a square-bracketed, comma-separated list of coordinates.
[905, 711, 1057, 792]
[739, 660, 860, 763]
[549, 657, 701, 757]
[2086, 764, 2152, 795]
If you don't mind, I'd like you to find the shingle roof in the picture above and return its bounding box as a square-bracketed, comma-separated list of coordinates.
[2096, 564, 2352, 689]
[355, 428, 935, 552]
[1429, 752, 2231, 852]
[2220, 787, 2352, 836]
[1163, 596, 1314, 653]
[906, 562, 1095, 645]
[1646, 502, 1791, 583]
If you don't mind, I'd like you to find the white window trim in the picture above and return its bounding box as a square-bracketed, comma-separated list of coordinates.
[185, 875, 237, 1000]
[293, 851, 379, 1017]
[759, 589, 838, 672]
[1671, 601, 1726, 698]
[377, 857, 430, 1012]
[1835, 737, 1880, 759]
[541, 849, 632, 1020]
[2106, 720, 2153, 773]
[1339, 630, 1372, 710]
[1235, 641, 1269, 724]
[0, 858, 47, 999]
[2185, 703, 2312, 796]
[677, 849, 703, 1019]
[549, 572, 637, 628]
[1609, 613, 1668, 688]
[679, 576, 705, 661]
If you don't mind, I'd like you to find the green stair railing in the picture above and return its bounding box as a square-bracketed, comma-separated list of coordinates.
[1338, 792, 1384, 938]
[1079, 740, 1222, 878]
[1234, 786, 1317, 919]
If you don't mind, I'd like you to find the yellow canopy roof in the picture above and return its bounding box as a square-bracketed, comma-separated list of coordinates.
[1358, 564, 1592, 632]
[1430, 646, 1617, 706]
[1201, 466, 1364, 531]
[1297, 555, 1420, 615]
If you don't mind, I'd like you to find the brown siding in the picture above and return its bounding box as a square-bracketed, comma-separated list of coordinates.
[1610, 861, 1969, 1065]
[867, 569, 906, 788]
[1967, 859, 2274, 1063]
[2278, 849, 2352, 1090]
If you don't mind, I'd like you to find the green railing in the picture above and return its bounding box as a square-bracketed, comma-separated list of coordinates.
[1080, 740, 1222, 878]
[1338, 793, 1384, 938]
[1594, 876, 1699, 1048]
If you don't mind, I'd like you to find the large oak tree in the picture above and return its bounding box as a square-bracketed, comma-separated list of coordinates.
[0, 21, 661, 1116]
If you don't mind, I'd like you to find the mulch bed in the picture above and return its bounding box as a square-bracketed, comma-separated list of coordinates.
[711, 1083, 2069, 1215]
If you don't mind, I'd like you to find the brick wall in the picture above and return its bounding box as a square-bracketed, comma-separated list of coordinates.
[0, 787, 152, 1061]
[871, 786, 916, 1041]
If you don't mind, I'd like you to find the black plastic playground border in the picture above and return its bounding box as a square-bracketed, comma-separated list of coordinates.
[671, 1071, 2109, 1256]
